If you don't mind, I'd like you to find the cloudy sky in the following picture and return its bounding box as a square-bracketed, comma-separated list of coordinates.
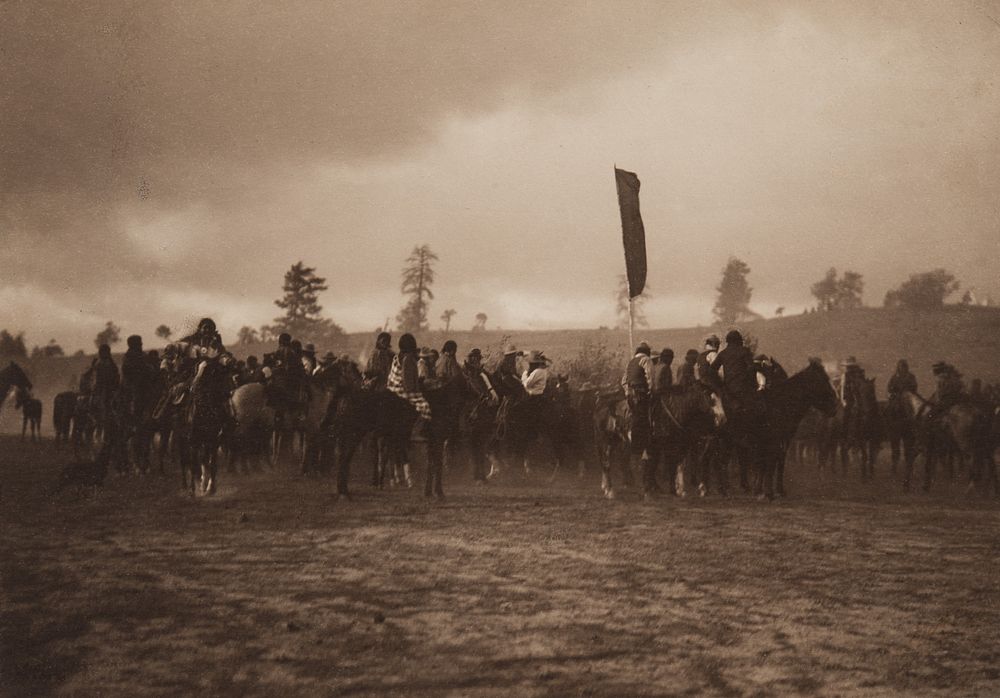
[3, 0, 999, 351]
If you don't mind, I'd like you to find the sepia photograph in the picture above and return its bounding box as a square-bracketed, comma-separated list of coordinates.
[2, 1, 999, 695]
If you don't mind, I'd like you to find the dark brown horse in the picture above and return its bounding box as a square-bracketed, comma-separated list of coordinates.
[0, 361, 32, 413]
[53, 391, 77, 449]
[908, 391, 996, 496]
[844, 377, 882, 479]
[178, 359, 233, 495]
[757, 359, 839, 498]
[15, 388, 42, 442]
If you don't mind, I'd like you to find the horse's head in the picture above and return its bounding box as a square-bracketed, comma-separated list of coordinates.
[805, 358, 839, 417]
[316, 360, 362, 398]
[2, 361, 32, 392]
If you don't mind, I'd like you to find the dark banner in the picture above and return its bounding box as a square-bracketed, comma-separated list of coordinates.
[615, 167, 647, 298]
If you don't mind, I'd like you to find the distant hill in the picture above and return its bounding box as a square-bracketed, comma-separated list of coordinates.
[3, 306, 998, 433]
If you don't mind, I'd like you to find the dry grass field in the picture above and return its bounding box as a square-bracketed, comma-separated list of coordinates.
[3, 435, 999, 697]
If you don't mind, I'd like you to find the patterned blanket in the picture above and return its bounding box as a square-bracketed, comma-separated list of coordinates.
[387, 355, 432, 419]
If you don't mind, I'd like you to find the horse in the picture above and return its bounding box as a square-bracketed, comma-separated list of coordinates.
[489, 381, 579, 480]
[843, 377, 882, 479]
[788, 407, 824, 465]
[53, 391, 77, 449]
[178, 359, 233, 496]
[884, 391, 919, 479]
[299, 361, 360, 477]
[0, 361, 32, 412]
[650, 384, 717, 499]
[756, 359, 840, 498]
[227, 382, 274, 474]
[907, 391, 995, 495]
[323, 369, 414, 498]
[591, 386, 631, 498]
[16, 388, 42, 442]
[71, 394, 97, 458]
[267, 368, 309, 465]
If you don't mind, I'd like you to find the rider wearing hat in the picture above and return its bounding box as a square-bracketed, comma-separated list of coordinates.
[929, 361, 965, 417]
[493, 343, 526, 400]
[521, 350, 550, 397]
[464, 348, 498, 405]
[301, 343, 317, 375]
[695, 334, 722, 394]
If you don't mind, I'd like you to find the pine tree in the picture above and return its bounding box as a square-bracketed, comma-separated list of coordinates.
[272, 262, 343, 343]
[396, 245, 438, 333]
[712, 257, 753, 326]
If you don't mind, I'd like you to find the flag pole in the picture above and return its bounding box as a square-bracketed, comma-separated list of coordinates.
[628, 297, 635, 352]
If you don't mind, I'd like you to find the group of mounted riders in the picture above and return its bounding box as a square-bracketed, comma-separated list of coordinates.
[793, 354, 1000, 493]
[16, 314, 1000, 500]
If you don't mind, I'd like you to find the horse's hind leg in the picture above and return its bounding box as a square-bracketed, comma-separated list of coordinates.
[598, 443, 615, 499]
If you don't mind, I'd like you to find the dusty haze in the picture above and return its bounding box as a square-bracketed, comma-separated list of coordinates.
[2, 1, 999, 352]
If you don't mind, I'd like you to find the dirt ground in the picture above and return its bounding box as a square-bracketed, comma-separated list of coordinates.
[2, 437, 999, 697]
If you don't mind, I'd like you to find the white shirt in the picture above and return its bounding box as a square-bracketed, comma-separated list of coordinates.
[522, 367, 549, 396]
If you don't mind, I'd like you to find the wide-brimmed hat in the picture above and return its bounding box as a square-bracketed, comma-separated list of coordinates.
[635, 342, 651, 356]
[304, 343, 316, 354]
[467, 348, 482, 359]
[704, 334, 720, 348]
[321, 351, 336, 363]
[526, 350, 549, 364]
[843, 356, 858, 367]
[503, 343, 522, 356]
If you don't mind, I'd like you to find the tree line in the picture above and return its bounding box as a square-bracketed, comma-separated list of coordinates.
[0, 250, 986, 360]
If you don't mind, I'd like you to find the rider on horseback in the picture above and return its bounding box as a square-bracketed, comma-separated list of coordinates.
[706, 330, 760, 428]
[364, 331, 394, 390]
[928, 361, 965, 418]
[387, 332, 432, 421]
[676, 348, 699, 389]
[438, 340, 463, 384]
[493, 344, 526, 401]
[650, 348, 674, 397]
[464, 348, 498, 405]
[887, 359, 918, 400]
[622, 342, 654, 460]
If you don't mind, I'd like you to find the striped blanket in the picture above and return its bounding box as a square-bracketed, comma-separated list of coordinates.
[387, 355, 431, 419]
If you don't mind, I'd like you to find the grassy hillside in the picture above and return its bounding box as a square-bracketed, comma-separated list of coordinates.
[3, 306, 998, 434]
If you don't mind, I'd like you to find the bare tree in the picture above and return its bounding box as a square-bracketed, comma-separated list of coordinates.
[615, 274, 651, 329]
[440, 308, 456, 332]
